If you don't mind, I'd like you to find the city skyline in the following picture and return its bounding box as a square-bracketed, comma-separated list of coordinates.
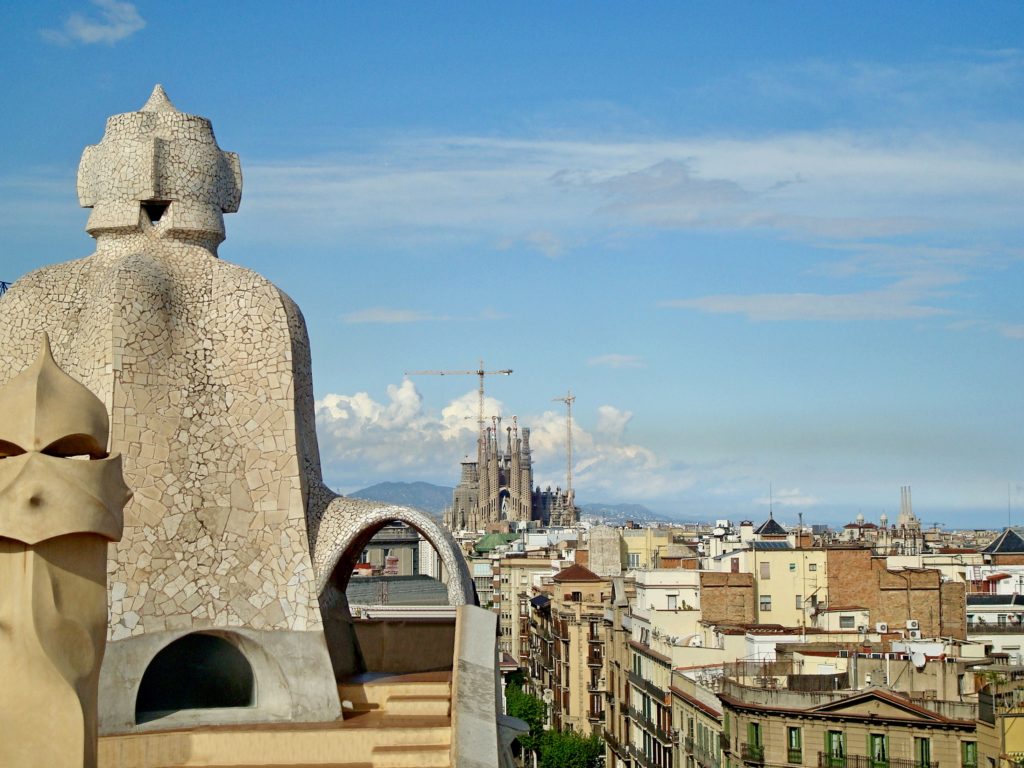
[2, 2, 1022, 527]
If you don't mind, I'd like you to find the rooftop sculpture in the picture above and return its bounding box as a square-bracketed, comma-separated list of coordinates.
[0, 86, 474, 736]
[0, 334, 129, 767]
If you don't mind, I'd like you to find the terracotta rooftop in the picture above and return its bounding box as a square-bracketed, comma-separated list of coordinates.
[552, 563, 603, 583]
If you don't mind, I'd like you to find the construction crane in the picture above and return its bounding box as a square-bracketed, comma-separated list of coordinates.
[404, 359, 512, 432]
[552, 389, 575, 497]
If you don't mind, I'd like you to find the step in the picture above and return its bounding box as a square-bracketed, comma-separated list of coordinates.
[371, 743, 449, 768]
[382, 695, 450, 717]
[98, 718, 452, 767]
[338, 675, 451, 711]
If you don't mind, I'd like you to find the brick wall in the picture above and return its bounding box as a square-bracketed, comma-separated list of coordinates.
[827, 547, 965, 638]
[940, 581, 967, 639]
[700, 572, 755, 625]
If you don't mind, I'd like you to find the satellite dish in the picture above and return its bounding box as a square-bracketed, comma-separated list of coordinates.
[910, 650, 927, 670]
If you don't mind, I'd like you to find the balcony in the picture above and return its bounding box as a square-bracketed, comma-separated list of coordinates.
[789, 749, 803, 764]
[587, 709, 605, 722]
[604, 728, 627, 756]
[628, 744, 658, 768]
[742, 743, 765, 764]
[587, 654, 604, 667]
[817, 753, 938, 768]
[627, 669, 668, 700]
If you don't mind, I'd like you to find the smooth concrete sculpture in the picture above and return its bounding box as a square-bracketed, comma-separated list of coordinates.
[0, 334, 130, 768]
[0, 86, 473, 733]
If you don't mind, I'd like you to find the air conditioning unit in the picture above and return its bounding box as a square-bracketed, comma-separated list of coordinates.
[908, 629, 922, 640]
[906, 619, 920, 630]
[857, 625, 868, 633]
[875, 622, 889, 633]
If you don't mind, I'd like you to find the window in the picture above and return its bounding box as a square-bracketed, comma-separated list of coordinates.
[745, 722, 764, 762]
[870, 733, 888, 768]
[787, 727, 802, 764]
[915, 738, 932, 768]
[840, 615, 856, 629]
[789, 562, 797, 572]
[809, 563, 817, 572]
[731, 558, 739, 573]
[759, 595, 772, 612]
[962, 742, 977, 768]
[760, 561, 771, 579]
[825, 730, 845, 768]
[628, 553, 640, 568]
[668, 595, 678, 610]
[796, 594, 803, 609]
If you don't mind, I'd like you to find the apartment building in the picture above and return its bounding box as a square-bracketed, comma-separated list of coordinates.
[528, 564, 610, 734]
[719, 657, 980, 768]
[494, 554, 560, 661]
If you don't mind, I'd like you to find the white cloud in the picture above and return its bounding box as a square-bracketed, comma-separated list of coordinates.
[42, 0, 145, 45]
[594, 405, 632, 439]
[315, 382, 693, 503]
[588, 353, 645, 369]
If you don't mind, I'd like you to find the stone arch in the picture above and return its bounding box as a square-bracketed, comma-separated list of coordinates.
[313, 497, 474, 607]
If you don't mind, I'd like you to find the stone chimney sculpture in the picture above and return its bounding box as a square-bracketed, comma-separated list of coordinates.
[0, 86, 474, 733]
[0, 333, 130, 768]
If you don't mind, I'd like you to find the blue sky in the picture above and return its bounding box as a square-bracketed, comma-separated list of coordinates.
[2, 2, 1023, 527]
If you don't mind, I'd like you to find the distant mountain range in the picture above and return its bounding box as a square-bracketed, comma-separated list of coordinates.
[578, 502, 660, 524]
[348, 481, 666, 524]
[349, 482, 452, 516]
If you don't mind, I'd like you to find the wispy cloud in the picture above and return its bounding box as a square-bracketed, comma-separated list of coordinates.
[42, 0, 145, 45]
[754, 487, 821, 508]
[233, 126, 1024, 255]
[588, 353, 645, 369]
[341, 307, 448, 324]
[662, 275, 958, 323]
[340, 307, 507, 324]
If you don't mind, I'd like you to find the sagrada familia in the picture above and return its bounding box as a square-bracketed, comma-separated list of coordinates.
[0, 86, 516, 767]
[443, 420, 579, 532]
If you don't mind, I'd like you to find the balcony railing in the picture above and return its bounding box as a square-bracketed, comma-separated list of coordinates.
[742, 743, 765, 764]
[686, 737, 719, 768]
[588, 654, 604, 667]
[789, 749, 803, 764]
[817, 753, 938, 768]
[588, 709, 605, 722]
[967, 622, 1024, 634]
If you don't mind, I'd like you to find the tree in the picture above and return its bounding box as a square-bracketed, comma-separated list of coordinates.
[538, 730, 603, 768]
[505, 682, 546, 758]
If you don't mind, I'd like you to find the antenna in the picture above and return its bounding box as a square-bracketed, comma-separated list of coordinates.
[552, 389, 575, 499]
[404, 359, 512, 433]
